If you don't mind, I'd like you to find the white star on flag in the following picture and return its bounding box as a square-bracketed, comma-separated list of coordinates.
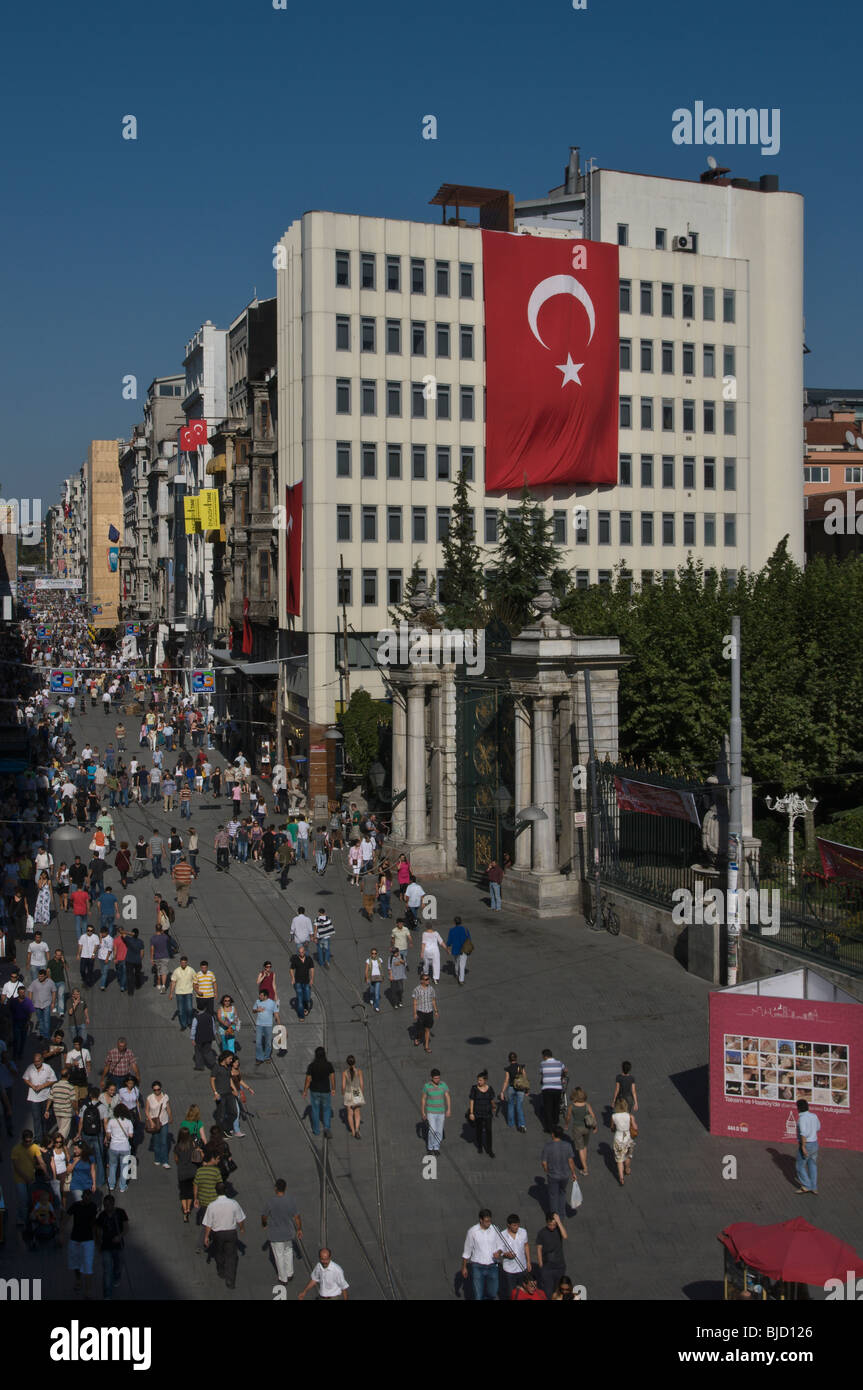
[556, 353, 583, 387]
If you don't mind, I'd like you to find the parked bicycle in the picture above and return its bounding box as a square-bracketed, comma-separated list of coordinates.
[587, 891, 620, 935]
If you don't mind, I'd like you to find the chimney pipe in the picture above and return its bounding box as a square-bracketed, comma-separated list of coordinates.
[565, 146, 580, 194]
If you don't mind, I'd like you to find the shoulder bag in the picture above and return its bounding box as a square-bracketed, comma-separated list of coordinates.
[629, 1115, 639, 1138]
[461, 938, 475, 955]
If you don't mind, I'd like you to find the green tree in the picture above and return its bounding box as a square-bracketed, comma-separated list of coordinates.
[438, 470, 483, 626]
[486, 486, 569, 633]
[339, 688, 392, 782]
[388, 558, 436, 628]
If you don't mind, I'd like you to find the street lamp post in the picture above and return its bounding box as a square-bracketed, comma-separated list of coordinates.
[764, 792, 819, 886]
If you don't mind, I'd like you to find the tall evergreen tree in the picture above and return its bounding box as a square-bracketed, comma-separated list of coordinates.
[438, 469, 483, 627]
[485, 486, 569, 633]
[388, 557, 436, 628]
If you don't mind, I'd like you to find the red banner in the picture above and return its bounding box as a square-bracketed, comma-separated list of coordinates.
[241, 595, 253, 657]
[482, 230, 618, 490]
[614, 776, 701, 827]
[180, 419, 208, 452]
[285, 482, 302, 617]
[818, 838, 863, 883]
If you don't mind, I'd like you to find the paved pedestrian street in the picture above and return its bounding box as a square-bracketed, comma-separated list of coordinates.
[2, 705, 861, 1303]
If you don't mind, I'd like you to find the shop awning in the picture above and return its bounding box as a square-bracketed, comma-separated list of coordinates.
[719, 1219, 863, 1284]
[239, 661, 278, 676]
[206, 455, 227, 475]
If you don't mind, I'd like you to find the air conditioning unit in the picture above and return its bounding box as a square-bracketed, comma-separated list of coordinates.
[673, 234, 696, 252]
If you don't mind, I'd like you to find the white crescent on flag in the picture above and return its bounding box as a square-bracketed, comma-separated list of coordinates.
[527, 274, 596, 350]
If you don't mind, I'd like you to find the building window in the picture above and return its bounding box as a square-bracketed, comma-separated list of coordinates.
[432, 323, 449, 358]
[682, 399, 695, 432]
[662, 513, 675, 545]
[661, 341, 674, 374]
[436, 447, 450, 480]
[411, 383, 426, 419]
[336, 442, 351, 478]
[412, 506, 427, 542]
[683, 513, 696, 546]
[655, 227, 667, 250]
[679, 342, 693, 376]
[336, 315, 350, 351]
[703, 286, 715, 320]
[411, 258, 425, 294]
[703, 400, 715, 433]
[459, 263, 474, 298]
[553, 510, 567, 544]
[619, 511, 632, 545]
[661, 400, 674, 431]
[724, 402, 736, 435]
[484, 509, 498, 544]
[460, 447, 474, 481]
[683, 457, 695, 488]
[619, 338, 632, 371]
[598, 570, 612, 587]
[682, 284, 695, 318]
[142, 582, 149, 600]
[387, 569, 403, 604]
[617, 223, 628, 246]
[640, 397, 653, 429]
[619, 279, 631, 313]
[661, 283, 673, 317]
[460, 386, 475, 421]
[724, 513, 737, 546]
[640, 281, 653, 315]
[846, 466, 863, 483]
[361, 443, 377, 478]
[258, 549, 270, 598]
[257, 469, 270, 510]
[640, 339, 653, 372]
[387, 506, 402, 542]
[436, 507, 450, 541]
[360, 317, 376, 352]
[236, 492, 248, 526]
[723, 289, 736, 323]
[436, 384, 451, 420]
[704, 513, 716, 546]
[386, 255, 400, 291]
[460, 325, 474, 360]
[361, 380, 376, 415]
[704, 458, 716, 489]
[360, 253, 375, 290]
[662, 456, 674, 488]
[386, 319, 401, 354]
[620, 396, 632, 429]
[411, 321, 426, 355]
[619, 453, 632, 486]
[337, 568, 352, 605]
[335, 250, 350, 287]
[361, 506, 377, 542]
[641, 454, 654, 487]
[702, 344, 715, 378]
[336, 505, 352, 543]
[434, 260, 450, 296]
[387, 445, 402, 480]
[575, 510, 589, 544]
[723, 345, 736, 378]
[724, 458, 736, 490]
[362, 569, 377, 604]
[386, 381, 401, 417]
[336, 379, 351, 414]
[575, 570, 590, 590]
[412, 446, 427, 480]
[598, 511, 611, 544]
[641, 512, 654, 545]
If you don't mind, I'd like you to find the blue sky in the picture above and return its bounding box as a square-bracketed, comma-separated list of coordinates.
[2, 0, 858, 502]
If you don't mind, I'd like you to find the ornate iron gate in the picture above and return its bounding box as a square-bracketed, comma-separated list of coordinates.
[455, 679, 515, 880]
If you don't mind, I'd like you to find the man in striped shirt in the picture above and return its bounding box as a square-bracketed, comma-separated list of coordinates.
[411, 976, 438, 1053]
[172, 854, 195, 908]
[314, 908, 335, 968]
[540, 1050, 568, 1133]
[193, 962, 217, 1014]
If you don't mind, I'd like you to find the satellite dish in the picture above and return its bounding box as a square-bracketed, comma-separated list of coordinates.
[845, 430, 856, 446]
[707, 156, 718, 169]
[857, 437, 863, 451]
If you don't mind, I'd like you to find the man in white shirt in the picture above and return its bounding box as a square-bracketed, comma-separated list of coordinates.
[27, 931, 51, 981]
[404, 877, 425, 929]
[202, 1183, 246, 1290]
[298, 1248, 349, 1301]
[460, 1209, 505, 1301]
[795, 1100, 821, 1195]
[23, 1051, 56, 1142]
[77, 925, 100, 989]
[296, 816, 310, 862]
[290, 908, 314, 948]
[35, 845, 54, 878]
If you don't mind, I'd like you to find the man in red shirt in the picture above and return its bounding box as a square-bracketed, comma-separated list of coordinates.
[71, 886, 90, 940]
[511, 1273, 548, 1300]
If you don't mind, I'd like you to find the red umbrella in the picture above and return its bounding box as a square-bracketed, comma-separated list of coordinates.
[719, 1218, 863, 1284]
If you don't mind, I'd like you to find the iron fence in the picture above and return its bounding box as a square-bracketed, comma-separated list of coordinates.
[593, 760, 707, 909]
[747, 858, 863, 977]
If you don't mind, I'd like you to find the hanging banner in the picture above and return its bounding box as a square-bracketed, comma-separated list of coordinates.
[184, 497, 202, 534]
[285, 481, 303, 617]
[125, 622, 141, 636]
[817, 838, 863, 884]
[614, 775, 701, 827]
[192, 669, 216, 693]
[197, 489, 221, 530]
[50, 669, 75, 692]
[482, 230, 619, 490]
[180, 419, 208, 451]
[108, 547, 119, 572]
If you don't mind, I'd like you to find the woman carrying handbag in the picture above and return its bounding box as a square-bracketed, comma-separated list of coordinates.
[565, 1087, 598, 1176]
[144, 1080, 172, 1169]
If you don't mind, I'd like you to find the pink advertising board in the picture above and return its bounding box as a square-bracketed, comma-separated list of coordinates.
[709, 987, 863, 1151]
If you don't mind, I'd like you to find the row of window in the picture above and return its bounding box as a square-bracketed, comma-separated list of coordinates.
[618, 454, 736, 490]
[621, 339, 735, 378]
[336, 251, 474, 298]
[336, 441, 475, 481]
[804, 465, 863, 484]
[572, 511, 737, 547]
[620, 396, 737, 434]
[619, 281, 735, 323]
[336, 315, 475, 360]
[335, 378, 478, 420]
[617, 224, 689, 252]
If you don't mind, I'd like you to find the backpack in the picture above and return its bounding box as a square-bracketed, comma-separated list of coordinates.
[82, 1104, 101, 1138]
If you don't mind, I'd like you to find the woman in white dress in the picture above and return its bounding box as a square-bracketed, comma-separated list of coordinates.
[420, 928, 448, 983]
[34, 870, 53, 926]
[611, 1096, 635, 1186]
[341, 1055, 365, 1139]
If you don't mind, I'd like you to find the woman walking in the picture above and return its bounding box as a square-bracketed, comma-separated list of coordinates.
[179, 1104, 206, 1147]
[34, 870, 53, 927]
[173, 1126, 199, 1222]
[468, 1072, 496, 1157]
[420, 926, 448, 984]
[66, 1139, 98, 1202]
[565, 1087, 598, 1176]
[230, 1058, 253, 1135]
[216, 995, 240, 1055]
[106, 1105, 135, 1193]
[256, 961, 277, 1000]
[348, 840, 362, 886]
[611, 1096, 635, 1186]
[47, 1132, 71, 1209]
[376, 868, 392, 920]
[55, 862, 70, 913]
[341, 1055, 365, 1139]
[364, 948, 384, 1012]
[611, 1060, 638, 1114]
[500, 1052, 529, 1133]
[115, 842, 131, 888]
[144, 1080, 172, 1168]
[396, 853, 411, 901]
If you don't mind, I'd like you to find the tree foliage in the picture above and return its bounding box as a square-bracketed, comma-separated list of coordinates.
[339, 688, 392, 781]
[438, 470, 483, 627]
[485, 486, 569, 634]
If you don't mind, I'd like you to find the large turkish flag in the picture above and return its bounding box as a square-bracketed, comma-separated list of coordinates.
[482, 231, 619, 490]
[285, 481, 302, 617]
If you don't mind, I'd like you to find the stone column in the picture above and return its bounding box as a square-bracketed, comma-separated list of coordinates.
[531, 695, 556, 873]
[406, 682, 426, 843]
[429, 683, 442, 842]
[514, 695, 532, 869]
[557, 694, 575, 873]
[391, 687, 407, 838]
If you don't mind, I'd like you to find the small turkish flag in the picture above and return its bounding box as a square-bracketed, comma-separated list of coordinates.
[482, 230, 619, 490]
[180, 419, 208, 451]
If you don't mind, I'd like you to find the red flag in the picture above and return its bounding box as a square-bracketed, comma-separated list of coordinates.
[482, 230, 619, 490]
[817, 838, 863, 883]
[285, 481, 302, 617]
[242, 596, 253, 657]
[180, 419, 208, 452]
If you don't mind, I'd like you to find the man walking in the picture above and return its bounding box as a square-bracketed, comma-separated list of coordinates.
[27, 969, 55, 1040]
[202, 1183, 246, 1290]
[252, 988, 279, 1066]
[461, 1210, 504, 1302]
[541, 1127, 578, 1223]
[172, 853, 194, 908]
[411, 973, 438, 1053]
[795, 1099, 821, 1195]
[446, 915, 471, 984]
[404, 875, 425, 929]
[361, 867, 377, 921]
[193, 961, 217, 1013]
[77, 923, 99, 989]
[170, 955, 197, 1031]
[149, 827, 165, 879]
[23, 1051, 56, 1141]
[540, 1049, 568, 1133]
[262, 1179, 303, 1286]
[101, 1038, 140, 1091]
[95, 1194, 128, 1301]
[302, 1047, 336, 1137]
[314, 907, 334, 967]
[121, 928, 144, 995]
[486, 859, 503, 911]
[191, 1002, 218, 1071]
[298, 1248, 349, 1301]
[290, 944, 314, 1020]
[421, 1067, 450, 1153]
[289, 906, 314, 949]
[150, 923, 171, 993]
[214, 825, 230, 873]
